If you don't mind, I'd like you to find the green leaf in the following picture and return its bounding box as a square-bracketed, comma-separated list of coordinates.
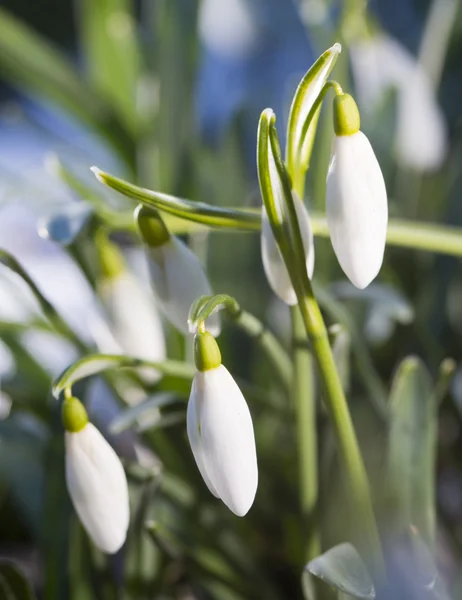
[91, 167, 260, 231]
[0, 8, 133, 164]
[388, 357, 436, 547]
[286, 43, 341, 192]
[90, 168, 462, 258]
[52, 353, 195, 398]
[306, 543, 375, 599]
[0, 562, 37, 599]
[0, 249, 85, 352]
[77, 0, 140, 135]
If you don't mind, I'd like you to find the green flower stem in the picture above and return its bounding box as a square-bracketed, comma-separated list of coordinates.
[261, 115, 384, 577]
[314, 285, 388, 421]
[92, 168, 462, 258]
[291, 306, 319, 562]
[191, 294, 292, 389]
[297, 289, 384, 575]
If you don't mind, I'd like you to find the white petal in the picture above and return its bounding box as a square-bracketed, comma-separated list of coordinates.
[146, 237, 220, 336]
[261, 193, 315, 305]
[100, 272, 166, 382]
[395, 72, 447, 170]
[65, 423, 129, 553]
[326, 131, 388, 289]
[350, 34, 447, 170]
[186, 386, 220, 498]
[192, 365, 258, 516]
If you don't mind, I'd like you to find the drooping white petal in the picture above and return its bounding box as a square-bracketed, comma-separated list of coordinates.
[189, 365, 258, 517]
[65, 423, 129, 553]
[350, 34, 447, 170]
[100, 271, 166, 382]
[326, 131, 388, 289]
[146, 237, 220, 336]
[261, 193, 314, 305]
[186, 385, 219, 498]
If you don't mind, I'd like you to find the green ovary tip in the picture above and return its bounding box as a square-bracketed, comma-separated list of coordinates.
[194, 331, 222, 372]
[62, 396, 89, 433]
[333, 93, 360, 136]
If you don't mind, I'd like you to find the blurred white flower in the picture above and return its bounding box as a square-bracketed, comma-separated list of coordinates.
[187, 332, 257, 516]
[261, 192, 314, 305]
[146, 237, 220, 335]
[136, 206, 220, 336]
[350, 34, 447, 171]
[65, 421, 129, 553]
[100, 271, 166, 382]
[326, 95, 388, 289]
[198, 0, 259, 59]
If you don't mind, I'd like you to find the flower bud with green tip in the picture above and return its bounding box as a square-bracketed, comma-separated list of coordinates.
[187, 331, 258, 516]
[136, 205, 220, 336]
[95, 231, 166, 381]
[261, 190, 314, 305]
[62, 395, 129, 553]
[326, 93, 388, 289]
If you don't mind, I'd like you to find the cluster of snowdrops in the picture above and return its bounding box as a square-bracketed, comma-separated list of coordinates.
[60, 43, 387, 563]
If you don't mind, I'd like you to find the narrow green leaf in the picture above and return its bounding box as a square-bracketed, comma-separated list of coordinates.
[388, 357, 436, 547]
[0, 249, 85, 352]
[52, 353, 194, 398]
[0, 8, 101, 122]
[91, 168, 462, 257]
[286, 43, 341, 191]
[0, 562, 36, 600]
[306, 543, 375, 599]
[0, 8, 134, 164]
[77, 0, 140, 135]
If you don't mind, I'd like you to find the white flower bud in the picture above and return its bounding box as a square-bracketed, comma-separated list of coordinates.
[350, 34, 447, 171]
[261, 192, 314, 305]
[326, 125, 388, 289]
[100, 271, 166, 382]
[65, 422, 129, 554]
[187, 333, 257, 516]
[145, 236, 220, 336]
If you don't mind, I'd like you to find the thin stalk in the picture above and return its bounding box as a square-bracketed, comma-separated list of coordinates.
[192, 294, 292, 389]
[265, 121, 384, 576]
[291, 306, 319, 562]
[297, 288, 384, 576]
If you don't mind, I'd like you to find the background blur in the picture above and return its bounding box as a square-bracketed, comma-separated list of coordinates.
[1, 0, 462, 598]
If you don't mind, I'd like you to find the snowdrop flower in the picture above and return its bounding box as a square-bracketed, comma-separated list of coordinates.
[187, 331, 257, 516]
[136, 205, 220, 336]
[350, 34, 447, 171]
[326, 93, 388, 289]
[62, 395, 129, 553]
[261, 191, 314, 305]
[96, 236, 166, 381]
